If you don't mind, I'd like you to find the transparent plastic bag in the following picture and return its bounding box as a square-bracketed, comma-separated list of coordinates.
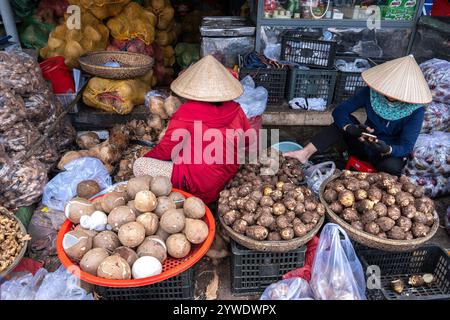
[310, 223, 366, 300]
[42, 157, 112, 211]
[235, 75, 268, 118]
[260, 277, 314, 300]
[1, 266, 93, 300]
[304, 161, 336, 195]
[421, 102, 450, 133]
[420, 58, 450, 104]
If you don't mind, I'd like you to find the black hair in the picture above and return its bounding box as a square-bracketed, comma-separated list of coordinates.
[212, 102, 223, 106]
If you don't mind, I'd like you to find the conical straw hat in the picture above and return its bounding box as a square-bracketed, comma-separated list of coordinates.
[362, 55, 432, 104]
[170, 55, 243, 102]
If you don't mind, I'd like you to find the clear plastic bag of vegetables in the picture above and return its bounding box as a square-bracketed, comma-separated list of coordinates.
[260, 277, 314, 300]
[310, 223, 366, 300]
[421, 102, 450, 133]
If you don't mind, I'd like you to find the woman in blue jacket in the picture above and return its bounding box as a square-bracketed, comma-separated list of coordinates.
[285, 55, 432, 176]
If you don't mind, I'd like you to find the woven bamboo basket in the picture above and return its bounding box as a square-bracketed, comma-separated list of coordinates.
[319, 174, 439, 252]
[219, 214, 324, 253]
[78, 51, 153, 80]
[0, 207, 29, 278]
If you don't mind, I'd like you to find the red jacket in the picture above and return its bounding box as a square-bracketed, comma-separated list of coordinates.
[144, 100, 251, 204]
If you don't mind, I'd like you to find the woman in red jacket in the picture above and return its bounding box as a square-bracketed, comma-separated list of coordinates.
[134, 55, 252, 204]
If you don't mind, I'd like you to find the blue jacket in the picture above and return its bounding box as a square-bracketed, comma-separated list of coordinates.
[332, 87, 424, 158]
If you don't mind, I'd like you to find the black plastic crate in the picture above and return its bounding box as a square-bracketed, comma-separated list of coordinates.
[281, 31, 337, 69]
[239, 68, 287, 104]
[333, 56, 384, 105]
[94, 268, 194, 300]
[287, 68, 338, 106]
[231, 240, 306, 295]
[356, 245, 450, 300]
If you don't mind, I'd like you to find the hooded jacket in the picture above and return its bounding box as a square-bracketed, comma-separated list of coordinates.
[144, 100, 251, 204]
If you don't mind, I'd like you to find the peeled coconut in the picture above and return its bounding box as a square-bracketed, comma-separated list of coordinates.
[150, 176, 172, 196]
[160, 209, 185, 234]
[184, 218, 209, 244]
[97, 255, 131, 280]
[118, 222, 146, 248]
[134, 190, 157, 212]
[63, 229, 93, 262]
[93, 230, 120, 253]
[183, 197, 206, 219]
[64, 198, 95, 224]
[132, 256, 162, 279]
[166, 233, 191, 258]
[80, 248, 109, 275]
[101, 192, 127, 213]
[74, 224, 98, 238]
[80, 211, 108, 231]
[155, 226, 170, 242]
[136, 212, 159, 236]
[137, 236, 167, 263]
[76, 180, 101, 199]
[108, 206, 136, 232]
[168, 192, 185, 209]
[127, 176, 152, 199]
[154, 196, 176, 217]
[113, 246, 139, 267]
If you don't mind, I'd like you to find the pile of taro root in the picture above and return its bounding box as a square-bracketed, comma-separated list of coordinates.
[0, 51, 75, 209]
[218, 149, 325, 241]
[323, 171, 437, 240]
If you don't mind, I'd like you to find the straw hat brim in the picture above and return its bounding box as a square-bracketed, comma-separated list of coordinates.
[362, 55, 432, 104]
[170, 55, 244, 102]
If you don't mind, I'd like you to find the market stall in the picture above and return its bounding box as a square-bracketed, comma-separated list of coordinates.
[0, 0, 449, 303]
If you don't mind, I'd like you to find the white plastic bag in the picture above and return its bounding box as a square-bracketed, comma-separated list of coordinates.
[304, 161, 336, 195]
[42, 157, 112, 211]
[235, 76, 268, 118]
[1, 266, 93, 300]
[260, 278, 314, 300]
[310, 223, 366, 300]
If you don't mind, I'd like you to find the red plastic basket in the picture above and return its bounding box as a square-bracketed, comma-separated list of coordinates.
[56, 188, 215, 288]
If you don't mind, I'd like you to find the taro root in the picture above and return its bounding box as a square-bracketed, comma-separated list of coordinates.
[294, 202, 306, 215]
[280, 227, 294, 240]
[391, 279, 405, 294]
[301, 211, 319, 225]
[218, 204, 230, 216]
[387, 206, 402, 221]
[344, 178, 360, 191]
[304, 199, 317, 211]
[329, 201, 343, 214]
[293, 222, 308, 237]
[402, 182, 416, 194]
[361, 210, 378, 224]
[238, 185, 251, 197]
[351, 221, 364, 231]
[341, 170, 353, 178]
[282, 183, 295, 192]
[356, 199, 374, 213]
[285, 211, 296, 222]
[271, 189, 283, 201]
[260, 196, 274, 207]
[408, 275, 425, 287]
[413, 186, 425, 198]
[377, 232, 387, 239]
[272, 203, 286, 216]
[283, 197, 297, 211]
[376, 217, 395, 232]
[323, 189, 338, 203]
[387, 183, 402, 196]
[358, 180, 370, 191]
[276, 215, 291, 229]
[338, 190, 355, 207]
[267, 232, 282, 241]
[382, 193, 396, 206]
[342, 208, 359, 223]
[395, 192, 414, 207]
[402, 205, 417, 219]
[223, 210, 240, 226]
[387, 226, 406, 240]
[257, 212, 275, 227]
[232, 219, 248, 234]
[334, 182, 346, 193]
[373, 203, 388, 218]
[415, 197, 434, 215]
[244, 199, 258, 213]
[411, 223, 430, 238]
[241, 212, 256, 225]
[425, 213, 435, 227]
[364, 222, 380, 235]
[396, 216, 412, 232]
[354, 189, 368, 201]
[316, 203, 326, 216]
[367, 173, 381, 185]
[249, 190, 263, 202]
[367, 187, 382, 203]
[245, 225, 268, 240]
[405, 231, 414, 240]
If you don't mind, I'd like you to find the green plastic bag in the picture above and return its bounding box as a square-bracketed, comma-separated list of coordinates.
[19, 17, 55, 50]
[175, 43, 200, 69]
[11, 0, 37, 19]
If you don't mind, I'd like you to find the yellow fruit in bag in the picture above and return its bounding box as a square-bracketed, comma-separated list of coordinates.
[157, 6, 175, 30]
[69, 0, 132, 20]
[107, 2, 156, 45]
[83, 72, 153, 115]
[40, 11, 109, 68]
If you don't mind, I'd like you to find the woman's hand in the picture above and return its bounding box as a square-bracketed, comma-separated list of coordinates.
[344, 124, 374, 137]
[366, 139, 392, 156]
[284, 150, 310, 164]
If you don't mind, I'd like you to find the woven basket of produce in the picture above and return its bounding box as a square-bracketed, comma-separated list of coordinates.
[79, 51, 154, 80]
[218, 149, 325, 253]
[319, 171, 439, 252]
[0, 207, 31, 278]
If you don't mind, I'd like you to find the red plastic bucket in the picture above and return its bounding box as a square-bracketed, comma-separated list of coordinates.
[40, 56, 75, 94]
